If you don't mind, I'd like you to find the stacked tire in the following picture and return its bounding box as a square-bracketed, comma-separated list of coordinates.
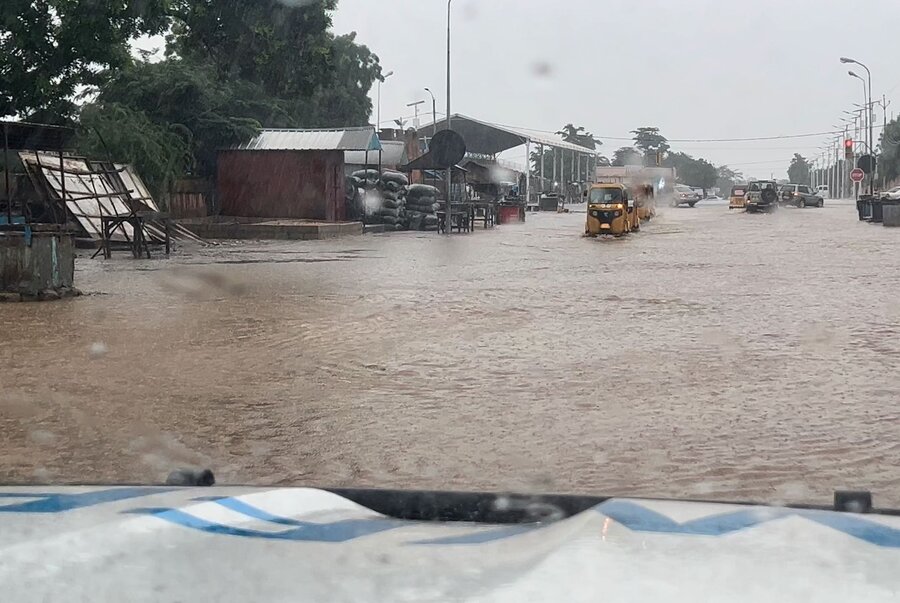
[405, 184, 441, 231]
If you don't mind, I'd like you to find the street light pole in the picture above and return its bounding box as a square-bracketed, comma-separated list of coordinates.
[445, 0, 453, 233]
[377, 70, 394, 132]
[423, 88, 437, 143]
[842, 57, 873, 192]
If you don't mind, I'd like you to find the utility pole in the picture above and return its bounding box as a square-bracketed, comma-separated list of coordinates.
[445, 0, 453, 231]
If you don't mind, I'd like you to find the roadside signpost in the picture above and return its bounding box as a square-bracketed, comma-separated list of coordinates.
[850, 168, 865, 183]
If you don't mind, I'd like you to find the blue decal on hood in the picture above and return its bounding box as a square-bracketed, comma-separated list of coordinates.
[0, 488, 174, 514]
[136, 499, 407, 543]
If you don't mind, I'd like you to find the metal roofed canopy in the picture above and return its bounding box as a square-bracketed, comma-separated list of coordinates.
[419, 114, 599, 156]
[235, 127, 382, 152]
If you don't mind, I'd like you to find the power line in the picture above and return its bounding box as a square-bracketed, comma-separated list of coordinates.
[491, 122, 847, 143]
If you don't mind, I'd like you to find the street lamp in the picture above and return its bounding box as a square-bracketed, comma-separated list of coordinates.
[377, 70, 394, 131]
[444, 0, 453, 232]
[423, 87, 437, 145]
[842, 57, 873, 159]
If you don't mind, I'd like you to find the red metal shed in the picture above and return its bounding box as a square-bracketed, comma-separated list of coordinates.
[217, 127, 381, 222]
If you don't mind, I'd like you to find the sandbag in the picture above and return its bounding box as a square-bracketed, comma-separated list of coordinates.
[381, 215, 400, 225]
[382, 198, 400, 210]
[407, 184, 440, 199]
[407, 202, 439, 214]
[379, 180, 404, 193]
[352, 169, 380, 180]
[409, 194, 436, 205]
[378, 207, 400, 218]
[381, 170, 409, 186]
[381, 191, 400, 202]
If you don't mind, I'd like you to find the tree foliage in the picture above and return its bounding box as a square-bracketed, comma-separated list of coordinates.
[879, 118, 900, 185]
[664, 151, 717, 192]
[612, 147, 641, 167]
[787, 153, 811, 185]
[0, 0, 384, 194]
[0, 0, 171, 120]
[631, 127, 670, 156]
[715, 165, 744, 195]
[78, 102, 191, 196]
[85, 59, 269, 186]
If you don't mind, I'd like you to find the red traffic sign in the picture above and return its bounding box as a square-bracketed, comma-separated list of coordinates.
[850, 167, 865, 183]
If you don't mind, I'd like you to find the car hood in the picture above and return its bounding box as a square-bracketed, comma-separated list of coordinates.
[2, 486, 900, 602]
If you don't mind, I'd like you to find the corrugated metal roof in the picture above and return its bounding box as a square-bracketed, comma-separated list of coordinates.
[234, 127, 382, 152]
[344, 141, 407, 166]
[419, 114, 601, 156]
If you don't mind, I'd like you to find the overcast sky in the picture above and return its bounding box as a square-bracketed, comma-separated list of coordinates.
[332, 0, 900, 178]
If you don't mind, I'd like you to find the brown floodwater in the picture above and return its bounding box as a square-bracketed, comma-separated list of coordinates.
[3, 199, 900, 506]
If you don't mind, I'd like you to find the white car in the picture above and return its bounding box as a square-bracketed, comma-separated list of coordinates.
[880, 185, 900, 200]
[815, 184, 830, 198]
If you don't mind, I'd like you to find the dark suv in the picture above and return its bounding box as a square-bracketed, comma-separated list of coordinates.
[745, 180, 779, 213]
[780, 184, 823, 208]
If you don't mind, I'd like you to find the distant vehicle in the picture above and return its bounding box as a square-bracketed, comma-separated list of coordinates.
[815, 184, 830, 199]
[745, 180, 779, 213]
[729, 183, 748, 209]
[671, 184, 701, 207]
[779, 184, 823, 208]
[880, 185, 900, 200]
[690, 187, 705, 199]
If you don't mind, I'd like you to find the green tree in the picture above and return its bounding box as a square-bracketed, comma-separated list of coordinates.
[612, 146, 641, 166]
[84, 59, 268, 180]
[631, 127, 670, 156]
[664, 151, 718, 194]
[557, 123, 602, 151]
[0, 0, 171, 120]
[787, 153, 811, 185]
[78, 102, 191, 198]
[715, 165, 744, 195]
[879, 119, 900, 185]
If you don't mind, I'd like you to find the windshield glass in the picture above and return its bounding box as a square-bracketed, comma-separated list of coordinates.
[589, 188, 623, 203]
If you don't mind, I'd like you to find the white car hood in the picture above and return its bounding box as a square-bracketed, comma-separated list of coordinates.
[2, 486, 900, 602]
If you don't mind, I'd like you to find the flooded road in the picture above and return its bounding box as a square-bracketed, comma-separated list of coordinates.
[3, 199, 900, 506]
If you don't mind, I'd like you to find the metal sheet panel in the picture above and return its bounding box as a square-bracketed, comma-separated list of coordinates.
[344, 141, 407, 167]
[20, 152, 135, 241]
[235, 127, 381, 152]
[217, 150, 345, 220]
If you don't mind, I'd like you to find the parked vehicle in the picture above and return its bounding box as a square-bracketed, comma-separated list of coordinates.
[671, 184, 701, 207]
[745, 180, 779, 213]
[779, 183, 823, 208]
[815, 184, 830, 199]
[880, 185, 900, 200]
[729, 183, 748, 209]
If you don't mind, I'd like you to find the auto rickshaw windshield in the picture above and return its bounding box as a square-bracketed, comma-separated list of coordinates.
[589, 188, 623, 203]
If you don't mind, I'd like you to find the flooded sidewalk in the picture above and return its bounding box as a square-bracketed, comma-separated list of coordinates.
[3, 200, 900, 506]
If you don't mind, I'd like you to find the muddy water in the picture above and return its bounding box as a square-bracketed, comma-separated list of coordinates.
[3, 200, 900, 506]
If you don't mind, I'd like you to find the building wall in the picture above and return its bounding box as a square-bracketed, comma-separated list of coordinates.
[217, 150, 345, 221]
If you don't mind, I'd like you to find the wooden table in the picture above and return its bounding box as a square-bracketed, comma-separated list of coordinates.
[95, 211, 170, 259]
[470, 201, 496, 228]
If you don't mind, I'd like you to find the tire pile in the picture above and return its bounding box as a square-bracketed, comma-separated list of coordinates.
[404, 184, 441, 231]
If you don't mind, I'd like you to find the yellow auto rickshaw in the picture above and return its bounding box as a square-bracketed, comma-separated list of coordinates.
[729, 184, 748, 209]
[585, 183, 637, 236]
[634, 184, 656, 221]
